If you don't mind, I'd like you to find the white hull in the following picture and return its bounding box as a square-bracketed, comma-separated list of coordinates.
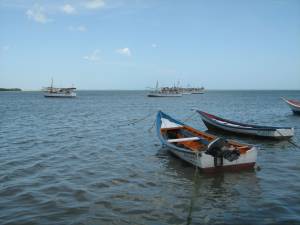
[148, 93, 182, 97]
[157, 111, 257, 172]
[202, 116, 294, 139]
[44, 92, 76, 98]
[168, 146, 257, 171]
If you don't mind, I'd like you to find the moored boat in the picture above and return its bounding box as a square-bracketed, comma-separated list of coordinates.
[156, 111, 257, 172]
[43, 79, 76, 98]
[147, 81, 182, 97]
[148, 92, 182, 97]
[197, 110, 294, 139]
[282, 97, 300, 115]
[191, 87, 205, 94]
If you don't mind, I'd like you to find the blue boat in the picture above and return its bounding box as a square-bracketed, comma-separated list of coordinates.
[197, 110, 294, 139]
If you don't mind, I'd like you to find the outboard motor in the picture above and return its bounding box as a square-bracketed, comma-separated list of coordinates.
[223, 149, 240, 161]
[205, 138, 240, 167]
[205, 138, 227, 167]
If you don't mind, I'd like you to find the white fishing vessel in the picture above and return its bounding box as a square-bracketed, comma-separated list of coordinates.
[147, 81, 182, 97]
[179, 86, 205, 94]
[43, 79, 76, 98]
[191, 87, 205, 94]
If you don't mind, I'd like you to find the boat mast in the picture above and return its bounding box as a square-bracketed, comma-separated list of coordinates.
[155, 80, 159, 91]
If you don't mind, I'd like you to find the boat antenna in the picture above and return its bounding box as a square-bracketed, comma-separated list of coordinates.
[51, 77, 53, 88]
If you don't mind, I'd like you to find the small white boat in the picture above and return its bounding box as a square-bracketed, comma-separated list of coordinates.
[156, 111, 257, 172]
[282, 97, 300, 115]
[197, 110, 294, 139]
[43, 79, 76, 98]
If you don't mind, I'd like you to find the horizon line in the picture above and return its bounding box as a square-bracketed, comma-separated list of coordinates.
[9, 88, 300, 92]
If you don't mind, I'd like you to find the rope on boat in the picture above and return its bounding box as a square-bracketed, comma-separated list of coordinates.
[277, 130, 300, 149]
[148, 119, 156, 133]
[114, 111, 156, 128]
[182, 111, 198, 123]
[186, 152, 200, 225]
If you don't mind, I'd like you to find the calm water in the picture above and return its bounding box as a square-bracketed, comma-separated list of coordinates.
[0, 90, 300, 225]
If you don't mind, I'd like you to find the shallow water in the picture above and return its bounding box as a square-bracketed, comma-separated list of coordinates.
[0, 90, 300, 225]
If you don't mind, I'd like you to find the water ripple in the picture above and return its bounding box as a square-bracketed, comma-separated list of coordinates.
[0, 90, 300, 224]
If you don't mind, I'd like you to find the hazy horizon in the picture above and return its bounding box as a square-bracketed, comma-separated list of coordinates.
[1, 0, 300, 90]
[5, 88, 300, 92]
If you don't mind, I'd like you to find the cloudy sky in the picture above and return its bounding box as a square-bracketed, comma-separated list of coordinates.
[0, 0, 299, 90]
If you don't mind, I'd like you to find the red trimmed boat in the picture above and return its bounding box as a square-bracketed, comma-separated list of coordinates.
[156, 111, 257, 172]
[282, 97, 300, 115]
[197, 110, 294, 139]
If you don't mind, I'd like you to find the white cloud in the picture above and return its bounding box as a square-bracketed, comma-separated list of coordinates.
[26, 5, 50, 24]
[84, 0, 105, 9]
[2, 45, 10, 51]
[77, 25, 86, 32]
[116, 47, 131, 56]
[68, 25, 87, 32]
[151, 43, 157, 48]
[61, 4, 76, 14]
[83, 49, 101, 61]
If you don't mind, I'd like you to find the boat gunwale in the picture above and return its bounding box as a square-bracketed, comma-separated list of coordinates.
[197, 110, 293, 131]
[156, 111, 252, 155]
[282, 97, 300, 108]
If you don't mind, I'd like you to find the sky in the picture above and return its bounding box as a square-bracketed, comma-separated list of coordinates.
[0, 0, 300, 90]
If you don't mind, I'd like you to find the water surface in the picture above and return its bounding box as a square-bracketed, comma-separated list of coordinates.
[0, 90, 299, 224]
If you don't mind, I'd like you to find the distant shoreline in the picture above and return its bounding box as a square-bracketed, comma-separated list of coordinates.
[0, 88, 22, 91]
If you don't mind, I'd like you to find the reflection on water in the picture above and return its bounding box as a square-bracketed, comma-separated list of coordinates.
[157, 147, 262, 224]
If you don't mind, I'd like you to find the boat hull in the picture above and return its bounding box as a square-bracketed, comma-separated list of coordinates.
[282, 98, 300, 115]
[44, 93, 76, 98]
[166, 144, 257, 172]
[191, 92, 204, 94]
[199, 111, 294, 139]
[148, 93, 182, 97]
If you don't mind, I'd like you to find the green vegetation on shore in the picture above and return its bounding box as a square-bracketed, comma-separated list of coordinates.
[0, 88, 22, 91]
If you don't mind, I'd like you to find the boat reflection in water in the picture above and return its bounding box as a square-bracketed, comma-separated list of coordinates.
[156, 146, 261, 224]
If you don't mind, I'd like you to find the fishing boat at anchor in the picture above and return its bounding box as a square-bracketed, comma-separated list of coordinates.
[43, 79, 76, 98]
[147, 81, 182, 97]
[282, 97, 300, 115]
[156, 111, 257, 172]
[197, 110, 294, 139]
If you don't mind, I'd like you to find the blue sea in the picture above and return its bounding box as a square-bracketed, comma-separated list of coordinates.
[0, 90, 300, 225]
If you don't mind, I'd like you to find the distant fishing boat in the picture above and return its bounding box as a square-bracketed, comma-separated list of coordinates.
[156, 111, 257, 172]
[43, 79, 76, 98]
[197, 110, 294, 139]
[191, 87, 205, 94]
[147, 81, 182, 97]
[179, 86, 205, 94]
[282, 97, 300, 115]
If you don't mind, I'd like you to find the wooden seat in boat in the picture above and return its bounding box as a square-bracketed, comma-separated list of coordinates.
[167, 137, 200, 143]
